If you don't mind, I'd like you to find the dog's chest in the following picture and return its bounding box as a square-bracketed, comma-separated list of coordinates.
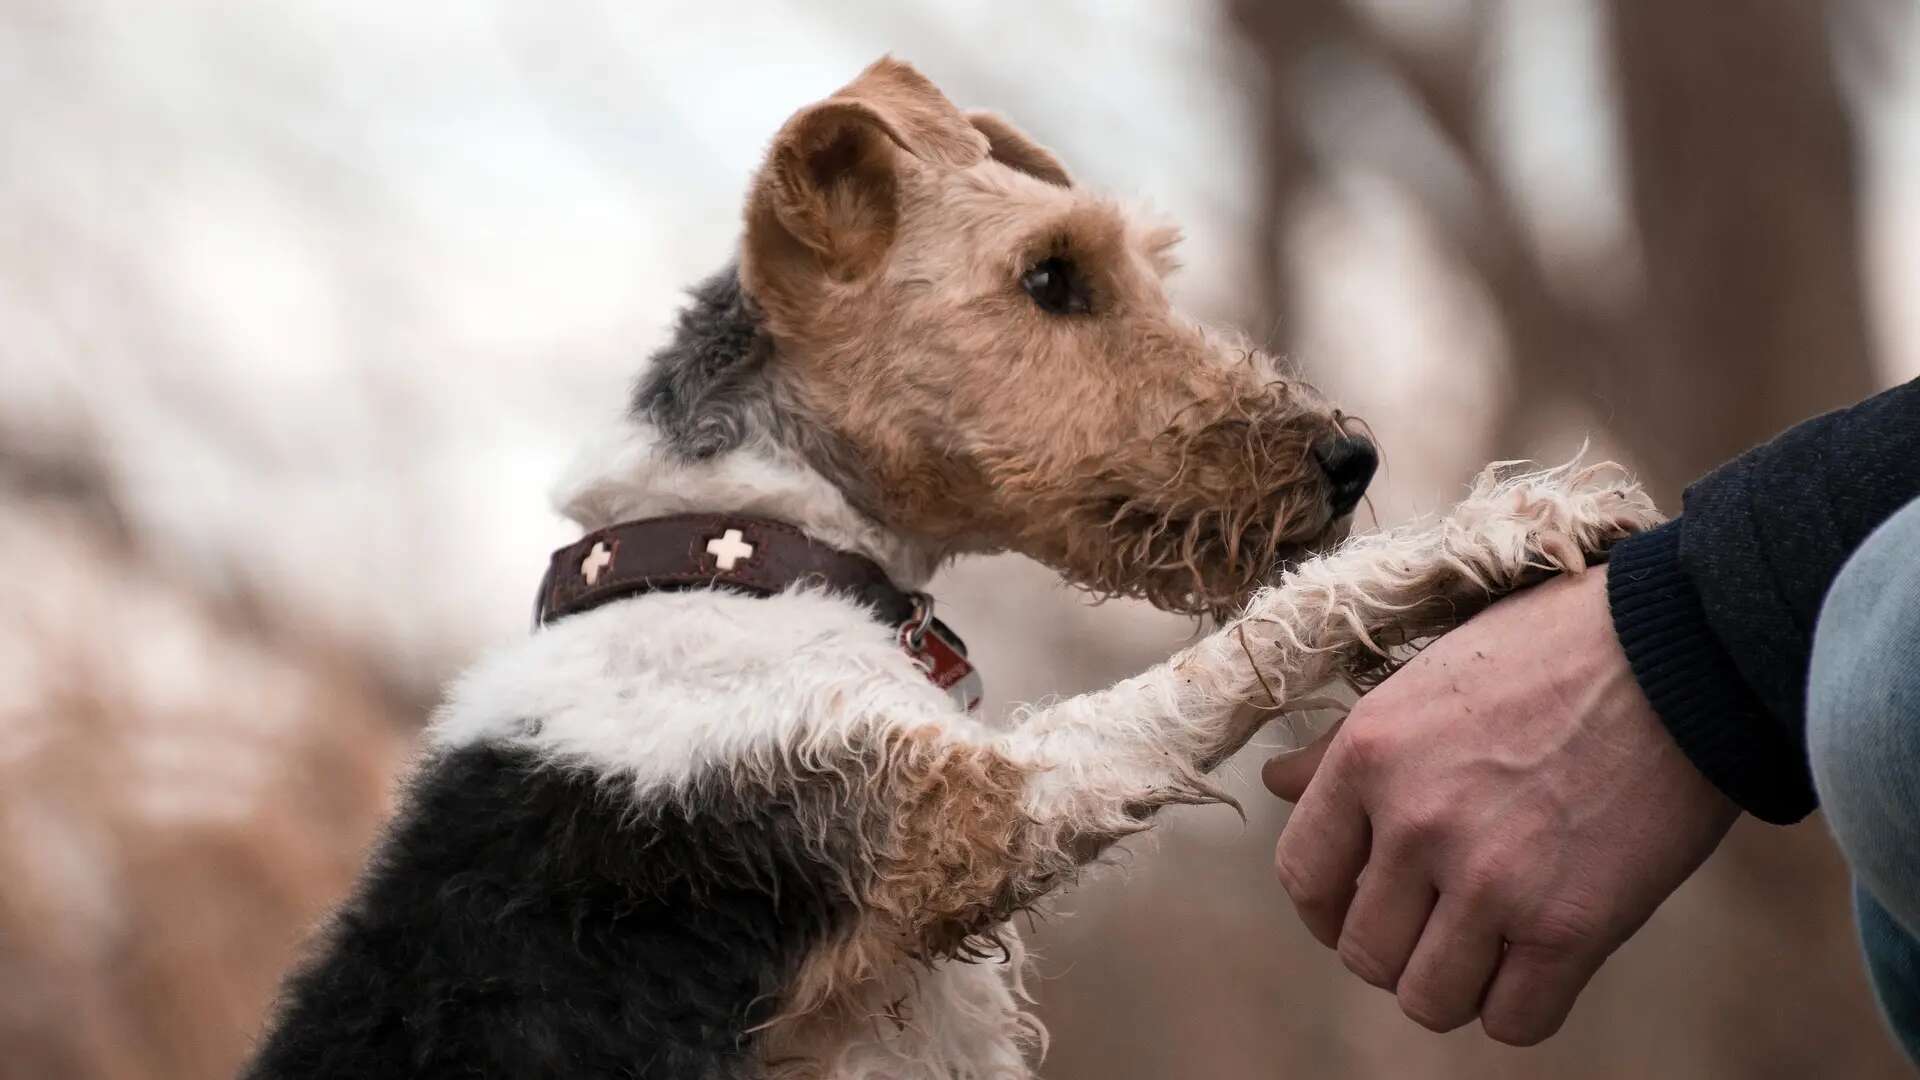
[430, 586, 986, 785]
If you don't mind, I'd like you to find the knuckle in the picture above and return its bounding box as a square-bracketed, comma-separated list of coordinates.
[1336, 934, 1400, 990]
[1391, 802, 1448, 845]
[1339, 722, 1395, 774]
[1372, 800, 1454, 859]
[1523, 906, 1604, 956]
[1274, 849, 1328, 911]
[1273, 848, 1307, 896]
[1453, 853, 1514, 906]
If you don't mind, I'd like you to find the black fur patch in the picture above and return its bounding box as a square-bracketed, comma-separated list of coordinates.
[627, 264, 889, 520]
[633, 266, 774, 460]
[243, 744, 854, 1080]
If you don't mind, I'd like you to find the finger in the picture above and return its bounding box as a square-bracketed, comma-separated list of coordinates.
[1335, 859, 1437, 991]
[1479, 942, 1605, 1046]
[1262, 719, 1344, 802]
[1274, 737, 1371, 949]
[1394, 893, 1504, 1032]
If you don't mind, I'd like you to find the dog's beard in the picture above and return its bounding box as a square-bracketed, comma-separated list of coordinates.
[1027, 389, 1344, 619]
[1071, 495, 1341, 618]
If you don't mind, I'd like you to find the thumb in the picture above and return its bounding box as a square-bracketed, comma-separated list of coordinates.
[1261, 719, 1344, 803]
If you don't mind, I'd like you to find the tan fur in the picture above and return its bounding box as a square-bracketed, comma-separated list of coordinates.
[964, 111, 1072, 188]
[747, 59, 990, 285]
[865, 727, 1043, 958]
[772, 726, 1043, 1019]
[752, 728, 1051, 1076]
[742, 58, 1349, 617]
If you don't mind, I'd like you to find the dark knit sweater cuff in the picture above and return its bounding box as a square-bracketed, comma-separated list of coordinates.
[1607, 520, 1816, 824]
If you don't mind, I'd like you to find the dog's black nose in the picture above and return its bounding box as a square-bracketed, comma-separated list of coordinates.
[1314, 435, 1377, 517]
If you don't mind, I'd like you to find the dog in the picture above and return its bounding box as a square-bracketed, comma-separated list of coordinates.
[243, 58, 1657, 1079]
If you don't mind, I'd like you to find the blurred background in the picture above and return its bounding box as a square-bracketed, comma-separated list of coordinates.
[3, 1, 1917, 1076]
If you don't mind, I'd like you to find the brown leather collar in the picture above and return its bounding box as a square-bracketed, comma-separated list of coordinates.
[557, 509, 961, 623]
[533, 514, 981, 710]
[535, 513, 934, 626]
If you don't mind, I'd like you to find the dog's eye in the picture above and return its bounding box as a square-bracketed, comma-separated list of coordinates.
[1021, 256, 1090, 315]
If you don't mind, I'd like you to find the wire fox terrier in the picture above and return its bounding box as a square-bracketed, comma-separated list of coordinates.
[246, 58, 1657, 1079]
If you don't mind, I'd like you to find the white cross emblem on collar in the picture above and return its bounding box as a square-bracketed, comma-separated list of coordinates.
[580, 541, 614, 585]
[705, 528, 756, 570]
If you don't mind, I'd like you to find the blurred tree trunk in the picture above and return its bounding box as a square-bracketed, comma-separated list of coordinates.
[1228, 2, 1342, 348]
[1601, 0, 1879, 499]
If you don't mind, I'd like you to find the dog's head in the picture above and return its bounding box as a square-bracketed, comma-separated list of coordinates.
[648, 58, 1371, 616]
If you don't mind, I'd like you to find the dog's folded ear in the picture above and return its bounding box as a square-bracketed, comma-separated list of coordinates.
[747, 98, 905, 286]
[744, 57, 986, 298]
[967, 111, 1072, 188]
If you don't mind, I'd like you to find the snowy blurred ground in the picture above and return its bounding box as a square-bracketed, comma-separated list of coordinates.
[3, 2, 1918, 1077]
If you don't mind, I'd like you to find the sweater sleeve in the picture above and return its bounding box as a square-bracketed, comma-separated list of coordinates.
[1606, 378, 1920, 824]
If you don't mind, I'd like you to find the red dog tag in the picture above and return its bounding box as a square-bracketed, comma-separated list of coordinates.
[902, 622, 984, 713]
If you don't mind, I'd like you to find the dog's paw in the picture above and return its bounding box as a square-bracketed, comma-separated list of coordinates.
[1229, 455, 1661, 663]
[1446, 457, 1660, 580]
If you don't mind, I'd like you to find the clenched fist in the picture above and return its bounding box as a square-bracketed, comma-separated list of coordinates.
[1264, 565, 1738, 1045]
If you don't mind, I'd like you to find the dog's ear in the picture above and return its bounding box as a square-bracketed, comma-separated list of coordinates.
[967, 111, 1072, 188]
[831, 58, 990, 169]
[744, 58, 986, 300]
[747, 99, 906, 287]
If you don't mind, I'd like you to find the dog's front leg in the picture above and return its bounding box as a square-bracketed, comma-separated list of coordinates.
[871, 462, 1658, 956]
[999, 461, 1659, 834]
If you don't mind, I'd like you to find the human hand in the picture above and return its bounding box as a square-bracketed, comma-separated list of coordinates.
[1264, 565, 1738, 1045]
